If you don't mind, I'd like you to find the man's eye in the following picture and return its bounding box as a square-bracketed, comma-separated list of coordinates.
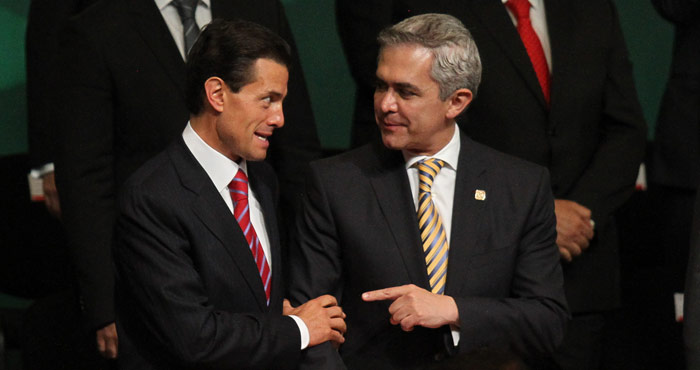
[262, 96, 271, 104]
[398, 90, 416, 98]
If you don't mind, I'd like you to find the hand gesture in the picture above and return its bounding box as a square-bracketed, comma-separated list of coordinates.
[362, 284, 458, 331]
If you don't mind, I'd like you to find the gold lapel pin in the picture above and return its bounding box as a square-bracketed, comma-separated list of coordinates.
[474, 189, 486, 201]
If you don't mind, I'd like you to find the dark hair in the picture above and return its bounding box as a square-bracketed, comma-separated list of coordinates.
[185, 19, 292, 115]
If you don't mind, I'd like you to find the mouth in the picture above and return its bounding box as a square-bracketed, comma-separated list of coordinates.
[255, 131, 271, 141]
[379, 119, 406, 130]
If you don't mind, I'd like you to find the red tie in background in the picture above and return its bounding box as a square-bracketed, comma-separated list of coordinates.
[229, 169, 272, 305]
[506, 0, 550, 103]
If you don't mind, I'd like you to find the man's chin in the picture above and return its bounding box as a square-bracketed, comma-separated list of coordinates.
[380, 135, 405, 151]
[243, 151, 268, 162]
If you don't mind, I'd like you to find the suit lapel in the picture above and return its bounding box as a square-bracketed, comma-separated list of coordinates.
[467, 0, 548, 109]
[544, 0, 573, 132]
[170, 139, 268, 311]
[445, 133, 489, 294]
[368, 144, 432, 290]
[127, 0, 186, 93]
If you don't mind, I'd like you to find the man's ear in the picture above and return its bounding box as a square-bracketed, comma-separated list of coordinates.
[445, 88, 473, 120]
[204, 77, 226, 113]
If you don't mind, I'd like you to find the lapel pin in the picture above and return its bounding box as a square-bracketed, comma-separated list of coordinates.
[474, 189, 486, 201]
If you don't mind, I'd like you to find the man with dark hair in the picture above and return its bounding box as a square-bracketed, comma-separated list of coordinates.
[113, 19, 345, 370]
[53, 0, 320, 360]
[289, 13, 567, 369]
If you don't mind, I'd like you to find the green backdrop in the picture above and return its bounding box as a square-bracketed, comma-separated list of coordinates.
[0, 0, 673, 157]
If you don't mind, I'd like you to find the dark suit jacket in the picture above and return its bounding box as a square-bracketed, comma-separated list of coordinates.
[114, 138, 300, 370]
[649, 0, 700, 189]
[336, 0, 647, 313]
[289, 132, 568, 369]
[25, 0, 98, 168]
[54, 0, 320, 330]
[685, 187, 700, 370]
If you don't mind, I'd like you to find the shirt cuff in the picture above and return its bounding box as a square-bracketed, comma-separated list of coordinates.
[29, 162, 54, 178]
[450, 325, 460, 346]
[289, 315, 310, 350]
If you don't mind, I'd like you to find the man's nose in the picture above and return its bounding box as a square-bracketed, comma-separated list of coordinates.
[379, 90, 397, 113]
[268, 107, 284, 128]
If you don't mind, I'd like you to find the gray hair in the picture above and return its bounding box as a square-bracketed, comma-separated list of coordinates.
[377, 13, 482, 100]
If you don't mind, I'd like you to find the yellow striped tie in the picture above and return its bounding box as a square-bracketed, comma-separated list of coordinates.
[416, 158, 449, 295]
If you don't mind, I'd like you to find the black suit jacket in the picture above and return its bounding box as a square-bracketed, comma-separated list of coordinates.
[649, 0, 700, 189]
[683, 186, 700, 370]
[686, 186, 700, 370]
[114, 138, 300, 370]
[289, 132, 568, 369]
[54, 0, 320, 329]
[336, 0, 647, 313]
[25, 0, 98, 168]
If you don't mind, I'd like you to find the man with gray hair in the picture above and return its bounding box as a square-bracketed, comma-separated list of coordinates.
[289, 13, 568, 369]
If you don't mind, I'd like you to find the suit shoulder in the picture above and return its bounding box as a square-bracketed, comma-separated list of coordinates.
[310, 143, 382, 173]
[121, 150, 175, 195]
[69, 0, 123, 28]
[469, 139, 547, 174]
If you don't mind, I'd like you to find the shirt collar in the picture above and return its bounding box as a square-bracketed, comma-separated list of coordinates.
[403, 125, 461, 171]
[182, 122, 246, 191]
[156, 0, 210, 11]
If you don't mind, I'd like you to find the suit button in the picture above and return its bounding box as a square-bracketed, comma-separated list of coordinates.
[548, 127, 556, 136]
[434, 352, 446, 361]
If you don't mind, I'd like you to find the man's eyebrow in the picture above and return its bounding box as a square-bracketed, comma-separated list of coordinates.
[393, 82, 419, 91]
[264, 90, 285, 99]
[374, 77, 419, 91]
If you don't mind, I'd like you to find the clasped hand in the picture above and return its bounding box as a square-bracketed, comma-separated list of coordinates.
[283, 295, 346, 347]
[554, 199, 594, 262]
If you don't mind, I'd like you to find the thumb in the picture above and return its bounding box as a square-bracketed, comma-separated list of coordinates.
[283, 299, 294, 313]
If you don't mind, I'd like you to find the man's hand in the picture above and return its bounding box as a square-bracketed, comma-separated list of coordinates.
[554, 199, 594, 262]
[283, 295, 346, 347]
[96, 322, 118, 359]
[42, 171, 61, 218]
[362, 284, 459, 332]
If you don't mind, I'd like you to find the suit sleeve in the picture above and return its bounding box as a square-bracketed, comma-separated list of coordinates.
[114, 185, 301, 369]
[335, 0, 393, 96]
[454, 168, 569, 356]
[288, 164, 346, 369]
[335, 0, 396, 145]
[565, 2, 647, 226]
[685, 190, 700, 370]
[25, 0, 85, 168]
[53, 20, 116, 330]
[266, 1, 321, 221]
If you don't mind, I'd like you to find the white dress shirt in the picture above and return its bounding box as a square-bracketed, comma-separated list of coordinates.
[403, 125, 461, 346]
[502, 0, 552, 72]
[155, 0, 212, 60]
[182, 123, 310, 349]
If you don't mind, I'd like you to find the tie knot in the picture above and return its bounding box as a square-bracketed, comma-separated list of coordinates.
[506, 0, 531, 20]
[172, 0, 198, 18]
[416, 158, 445, 191]
[228, 169, 249, 202]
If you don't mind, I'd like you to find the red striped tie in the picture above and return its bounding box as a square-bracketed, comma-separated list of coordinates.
[506, 0, 550, 103]
[229, 169, 272, 305]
